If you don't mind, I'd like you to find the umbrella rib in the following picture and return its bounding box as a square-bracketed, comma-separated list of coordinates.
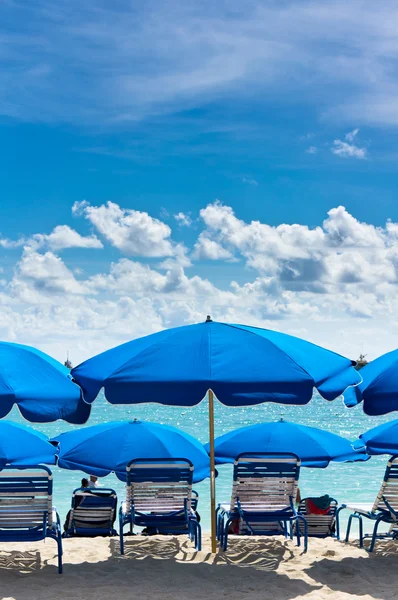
[222, 322, 314, 381]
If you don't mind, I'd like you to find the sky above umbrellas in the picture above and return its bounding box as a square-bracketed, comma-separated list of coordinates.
[2, 1, 398, 363]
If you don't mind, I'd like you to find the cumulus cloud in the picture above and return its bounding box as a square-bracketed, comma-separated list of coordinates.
[73, 200, 176, 257]
[331, 129, 367, 159]
[3, 200, 398, 364]
[193, 233, 235, 261]
[196, 201, 398, 293]
[11, 248, 89, 299]
[32, 225, 103, 251]
[306, 146, 317, 154]
[174, 212, 192, 227]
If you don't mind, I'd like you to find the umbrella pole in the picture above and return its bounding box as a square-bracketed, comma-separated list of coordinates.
[208, 388, 217, 553]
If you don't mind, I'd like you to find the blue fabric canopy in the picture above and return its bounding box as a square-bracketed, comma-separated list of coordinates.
[206, 420, 368, 468]
[53, 420, 211, 483]
[355, 419, 398, 455]
[344, 349, 398, 416]
[72, 320, 360, 407]
[0, 421, 56, 468]
[0, 342, 90, 423]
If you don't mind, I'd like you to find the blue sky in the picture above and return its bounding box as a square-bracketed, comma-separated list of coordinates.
[1, 0, 398, 363]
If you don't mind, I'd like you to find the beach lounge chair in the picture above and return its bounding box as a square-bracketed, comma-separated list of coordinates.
[294, 496, 338, 538]
[338, 456, 398, 551]
[119, 458, 201, 554]
[217, 453, 308, 551]
[0, 466, 63, 573]
[63, 488, 117, 538]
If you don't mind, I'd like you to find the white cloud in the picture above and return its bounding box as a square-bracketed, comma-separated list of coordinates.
[193, 233, 235, 261]
[306, 146, 317, 154]
[11, 248, 89, 299]
[331, 129, 367, 159]
[242, 177, 258, 186]
[73, 200, 175, 257]
[3, 1, 398, 128]
[0, 237, 26, 249]
[3, 199, 398, 365]
[174, 212, 192, 227]
[32, 225, 103, 251]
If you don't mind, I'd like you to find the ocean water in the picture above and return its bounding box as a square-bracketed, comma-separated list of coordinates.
[6, 392, 394, 534]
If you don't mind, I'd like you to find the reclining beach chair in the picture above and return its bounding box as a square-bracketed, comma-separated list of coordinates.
[217, 453, 308, 551]
[119, 458, 201, 554]
[0, 466, 62, 573]
[338, 456, 398, 552]
[294, 496, 338, 538]
[63, 488, 117, 538]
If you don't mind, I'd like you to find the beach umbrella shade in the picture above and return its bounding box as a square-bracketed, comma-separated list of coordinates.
[344, 349, 398, 416]
[0, 342, 90, 424]
[0, 421, 57, 468]
[355, 419, 398, 455]
[206, 419, 368, 467]
[71, 317, 361, 551]
[52, 419, 211, 483]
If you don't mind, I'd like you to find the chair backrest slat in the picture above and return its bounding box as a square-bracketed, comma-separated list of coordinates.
[0, 467, 52, 530]
[230, 453, 300, 513]
[126, 459, 193, 514]
[373, 457, 398, 514]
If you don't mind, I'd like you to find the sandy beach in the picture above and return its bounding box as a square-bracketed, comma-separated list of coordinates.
[0, 534, 396, 600]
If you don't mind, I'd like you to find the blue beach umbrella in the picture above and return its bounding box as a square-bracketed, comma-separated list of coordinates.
[0, 421, 57, 468]
[71, 318, 360, 551]
[355, 419, 398, 455]
[52, 420, 211, 483]
[344, 349, 398, 416]
[0, 342, 90, 423]
[72, 319, 360, 407]
[206, 420, 368, 468]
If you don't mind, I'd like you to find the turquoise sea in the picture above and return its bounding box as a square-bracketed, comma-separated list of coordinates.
[7, 392, 394, 534]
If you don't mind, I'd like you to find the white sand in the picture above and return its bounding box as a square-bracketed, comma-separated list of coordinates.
[0, 534, 397, 600]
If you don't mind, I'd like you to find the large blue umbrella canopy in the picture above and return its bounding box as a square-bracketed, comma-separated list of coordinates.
[72, 320, 361, 407]
[0, 421, 56, 468]
[355, 419, 398, 455]
[52, 420, 211, 483]
[0, 342, 90, 423]
[344, 349, 398, 416]
[205, 420, 368, 468]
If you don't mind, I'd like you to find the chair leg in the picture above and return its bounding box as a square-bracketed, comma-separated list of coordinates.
[223, 520, 231, 551]
[119, 515, 125, 555]
[57, 535, 63, 574]
[297, 515, 308, 553]
[369, 515, 384, 553]
[335, 506, 344, 540]
[196, 522, 202, 551]
[295, 517, 301, 547]
[345, 514, 353, 542]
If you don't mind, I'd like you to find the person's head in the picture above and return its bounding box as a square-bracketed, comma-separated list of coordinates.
[89, 475, 98, 483]
[81, 478, 89, 488]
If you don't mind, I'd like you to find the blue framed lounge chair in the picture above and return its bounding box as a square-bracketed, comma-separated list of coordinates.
[338, 456, 398, 551]
[217, 453, 308, 552]
[63, 488, 117, 538]
[119, 458, 201, 554]
[294, 497, 338, 538]
[0, 466, 63, 573]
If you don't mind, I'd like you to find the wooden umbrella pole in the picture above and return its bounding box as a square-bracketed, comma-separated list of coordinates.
[208, 388, 217, 553]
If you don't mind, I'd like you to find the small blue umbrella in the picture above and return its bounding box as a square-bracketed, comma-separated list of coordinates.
[72, 319, 360, 407]
[0, 421, 57, 468]
[52, 420, 211, 483]
[355, 419, 398, 455]
[205, 420, 368, 468]
[344, 349, 398, 416]
[0, 342, 90, 423]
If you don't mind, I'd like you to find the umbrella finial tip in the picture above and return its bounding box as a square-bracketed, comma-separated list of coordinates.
[206, 315, 212, 322]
